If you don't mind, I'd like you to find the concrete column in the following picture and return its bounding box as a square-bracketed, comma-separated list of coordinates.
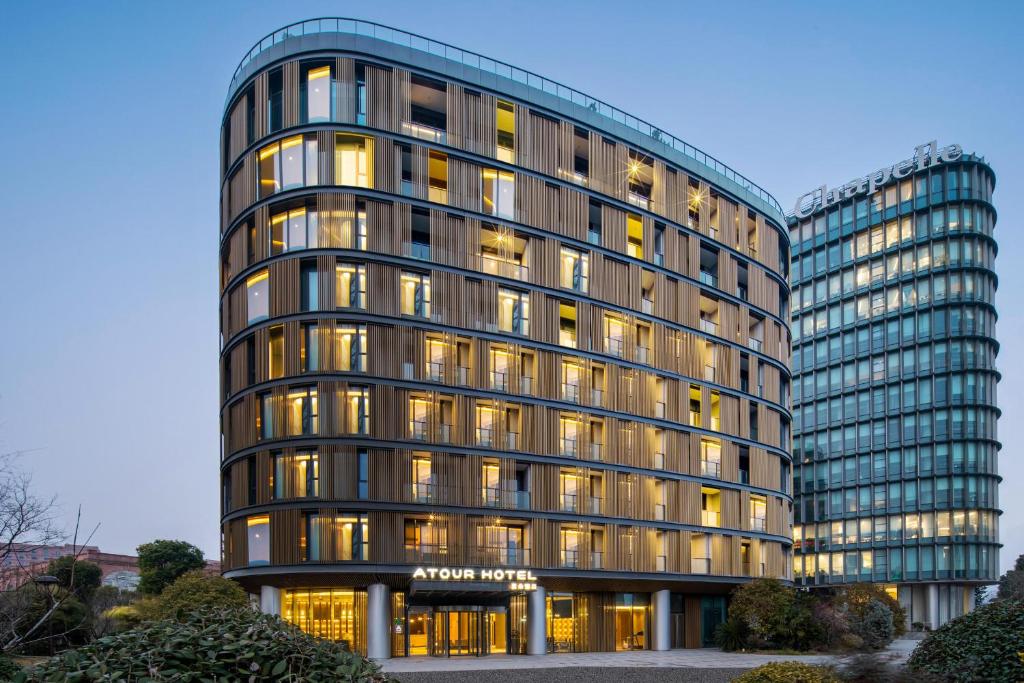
[965, 584, 977, 614]
[652, 590, 671, 651]
[259, 585, 281, 616]
[927, 583, 940, 630]
[527, 586, 547, 655]
[366, 583, 391, 660]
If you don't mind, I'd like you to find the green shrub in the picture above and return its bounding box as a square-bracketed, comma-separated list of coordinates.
[728, 579, 795, 646]
[848, 598, 893, 650]
[715, 616, 749, 651]
[152, 570, 249, 620]
[834, 584, 907, 637]
[0, 655, 20, 682]
[14, 608, 395, 682]
[731, 661, 840, 683]
[136, 540, 206, 595]
[907, 599, 1024, 683]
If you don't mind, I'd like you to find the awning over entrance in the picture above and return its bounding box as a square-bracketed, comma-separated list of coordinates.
[408, 580, 515, 607]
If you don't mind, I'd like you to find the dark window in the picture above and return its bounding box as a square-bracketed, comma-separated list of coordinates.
[738, 446, 750, 484]
[247, 455, 258, 505]
[588, 200, 602, 245]
[357, 449, 368, 499]
[267, 68, 283, 133]
[411, 208, 431, 259]
[573, 127, 589, 176]
[409, 75, 447, 132]
[300, 261, 318, 312]
[355, 63, 367, 125]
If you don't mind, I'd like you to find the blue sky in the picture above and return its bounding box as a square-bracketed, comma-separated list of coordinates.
[1, 1, 1021, 575]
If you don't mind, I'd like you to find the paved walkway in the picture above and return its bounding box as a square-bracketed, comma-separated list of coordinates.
[382, 641, 920, 673]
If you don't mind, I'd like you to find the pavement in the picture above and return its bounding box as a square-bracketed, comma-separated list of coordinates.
[382, 639, 920, 678]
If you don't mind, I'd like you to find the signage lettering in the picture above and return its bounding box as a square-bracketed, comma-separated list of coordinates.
[792, 141, 962, 219]
[412, 566, 538, 591]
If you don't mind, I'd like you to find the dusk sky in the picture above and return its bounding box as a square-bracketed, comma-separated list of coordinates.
[1, 1, 1021, 574]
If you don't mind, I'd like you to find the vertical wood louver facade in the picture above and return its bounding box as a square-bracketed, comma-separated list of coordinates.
[220, 19, 792, 655]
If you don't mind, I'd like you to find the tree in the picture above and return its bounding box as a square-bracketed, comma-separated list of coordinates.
[136, 540, 205, 595]
[152, 571, 249, 620]
[996, 553, 1024, 601]
[726, 578, 795, 646]
[46, 557, 101, 603]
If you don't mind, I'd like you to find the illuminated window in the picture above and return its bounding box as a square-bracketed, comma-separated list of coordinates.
[334, 134, 373, 188]
[246, 270, 269, 323]
[269, 325, 284, 379]
[496, 101, 515, 163]
[489, 346, 510, 391]
[301, 63, 334, 123]
[626, 151, 653, 209]
[337, 201, 367, 250]
[481, 225, 527, 278]
[603, 315, 625, 357]
[482, 168, 515, 220]
[482, 460, 500, 506]
[258, 135, 318, 199]
[626, 213, 644, 258]
[411, 454, 433, 502]
[428, 151, 448, 203]
[408, 396, 429, 441]
[270, 207, 318, 254]
[558, 302, 577, 348]
[701, 487, 721, 527]
[559, 247, 589, 292]
[475, 404, 495, 446]
[405, 519, 447, 558]
[282, 589, 362, 648]
[274, 451, 318, 498]
[690, 533, 710, 574]
[400, 272, 431, 318]
[336, 263, 366, 309]
[307, 514, 367, 561]
[750, 494, 767, 532]
[560, 360, 581, 403]
[286, 386, 318, 436]
[559, 527, 580, 567]
[301, 322, 319, 373]
[559, 471, 579, 512]
[498, 288, 529, 335]
[700, 438, 721, 478]
[247, 515, 270, 566]
[559, 415, 580, 457]
[689, 385, 702, 427]
[334, 325, 366, 372]
[476, 523, 526, 565]
[343, 386, 370, 434]
[258, 392, 273, 440]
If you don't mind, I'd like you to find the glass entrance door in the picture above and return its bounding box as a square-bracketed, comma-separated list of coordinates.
[429, 609, 482, 656]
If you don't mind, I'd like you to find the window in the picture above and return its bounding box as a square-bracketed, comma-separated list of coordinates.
[355, 63, 367, 125]
[300, 261, 318, 311]
[270, 207, 318, 254]
[482, 168, 515, 219]
[357, 449, 368, 499]
[412, 454, 433, 502]
[306, 514, 367, 561]
[246, 270, 269, 323]
[428, 151, 448, 203]
[691, 533, 711, 574]
[603, 315, 625, 357]
[258, 135, 318, 199]
[267, 68, 282, 133]
[274, 451, 318, 498]
[489, 346, 511, 391]
[247, 515, 270, 566]
[475, 404, 495, 446]
[750, 494, 767, 532]
[407, 75, 447, 141]
[334, 134, 373, 187]
[343, 386, 370, 434]
[701, 487, 721, 527]
[626, 151, 653, 209]
[334, 325, 366, 372]
[496, 101, 515, 162]
[286, 386, 318, 436]
[558, 302, 577, 348]
[498, 288, 529, 335]
[405, 519, 447, 559]
[336, 263, 366, 309]
[700, 438, 721, 478]
[339, 201, 367, 250]
[301, 62, 334, 123]
[258, 392, 273, 440]
[587, 200, 601, 245]
[480, 225, 527, 278]
[559, 527, 580, 567]
[626, 213, 644, 258]
[561, 360, 581, 403]
[559, 247, 589, 292]
[269, 325, 284, 379]
[400, 272, 431, 318]
[301, 322, 319, 372]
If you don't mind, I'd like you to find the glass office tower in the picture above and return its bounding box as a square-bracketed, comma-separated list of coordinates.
[788, 144, 1000, 628]
[219, 18, 794, 657]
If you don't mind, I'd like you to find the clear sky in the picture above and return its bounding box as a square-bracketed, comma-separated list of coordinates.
[1, 1, 1021, 574]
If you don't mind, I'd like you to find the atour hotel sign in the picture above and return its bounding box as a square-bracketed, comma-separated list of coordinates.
[412, 566, 539, 591]
[792, 140, 963, 219]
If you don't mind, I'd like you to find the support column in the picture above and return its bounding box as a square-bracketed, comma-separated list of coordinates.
[367, 583, 391, 660]
[652, 590, 671, 651]
[927, 583, 940, 630]
[259, 585, 281, 616]
[527, 586, 547, 655]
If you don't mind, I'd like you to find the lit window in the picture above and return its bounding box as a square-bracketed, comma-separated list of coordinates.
[496, 101, 515, 162]
[498, 288, 529, 335]
[428, 151, 448, 203]
[344, 386, 370, 434]
[286, 386, 318, 436]
[307, 514, 367, 561]
[475, 404, 495, 446]
[412, 454, 433, 502]
[700, 438, 721, 478]
[400, 272, 431, 318]
[336, 263, 366, 309]
[334, 325, 366, 372]
[258, 135, 318, 199]
[626, 213, 644, 259]
[334, 134, 373, 188]
[274, 452, 318, 498]
[246, 270, 269, 323]
[270, 207, 318, 254]
[482, 168, 515, 219]
[750, 494, 767, 532]
[409, 397, 429, 440]
[301, 322, 319, 372]
[558, 302, 577, 348]
[247, 515, 270, 566]
[269, 325, 284, 379]
[302, 63, 333, 123]
[701, 487, 721, 527]
[560, 247, 589, 292]
[603, 315, 625, 357]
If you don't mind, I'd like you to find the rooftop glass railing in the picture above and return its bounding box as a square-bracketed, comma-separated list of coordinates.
[228, 18, 782, 216]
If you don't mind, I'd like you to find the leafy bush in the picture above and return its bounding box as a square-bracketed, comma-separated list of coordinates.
[136, 540, 206, 594]
[848, 598, 893, 650]
[728, 579, 795, 646]
[731, 661, 840, 683]
[14, 608, 395, 682]
[834, 584, 906, 637]
[45, 557, 102, 603]
[152, 571, 249, 620]
[907, 599, 1024, 683]
[812, 601, 850, 649]
[0, 655, 19, 682]
[715, 616, 749, 651]
[787, 591, 827, 651]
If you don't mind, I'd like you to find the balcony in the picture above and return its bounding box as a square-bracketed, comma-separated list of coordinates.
[747, 338, 763, 352]
[701, 460, 721, 478]
[405, 545, 449, 564]
[605, 337, 625, 357]
[560, 437, 578, 458]
[699, 271, 718, 288]
[751, 517, 767, 532]
[410, 419, 428, 441]
[654, 503, 666, 521]
[589, 443, 604, 461]
[590, 550, 603, 569]
[655, 401, 666, 418]
[476, 427, 494, 447]
[560, 492, 578, 512]
[701, 510, 720, 527]
[412, 482, 435, 503]
[560, 549, 579, 568]
[402, 120, 446, 144]
[641, 298, 653, 314]
[636, 346, 650, 364]
[656, 555, 667, 572]
[653, 452, 665, 470]
[481, 253, 528, 281]
[561, 383, 580, 403]
[456, 366, 471, 386]
[587, 496, 603, 515]
[473, 546, 530, 567]
[520, 376, 533, 394]
[506, 432, 519, 450]
[699, 318, 718, 335]
[691, 558, 711, 575]
[403, 241, 432, 261]
[591, 388, 604, 406]
[438, 424, 452, 443]
[490, 370, 509, 392]
[627, 192, 650, 210]
[427, 361, 444, 382]
[703, 365, 716, 382]
[482, 487, 531, 510]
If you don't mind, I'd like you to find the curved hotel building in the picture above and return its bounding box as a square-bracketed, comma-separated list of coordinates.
[219, 19, 793, 657]
[788, 143, 1000, 627]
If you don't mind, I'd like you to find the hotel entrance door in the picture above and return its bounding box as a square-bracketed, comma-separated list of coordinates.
[413, 607, 507, 656]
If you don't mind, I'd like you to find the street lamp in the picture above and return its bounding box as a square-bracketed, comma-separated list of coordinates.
[33, 575, 59, 598]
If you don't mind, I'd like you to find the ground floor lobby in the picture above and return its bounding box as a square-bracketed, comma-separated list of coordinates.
[251, 574, 731, 658]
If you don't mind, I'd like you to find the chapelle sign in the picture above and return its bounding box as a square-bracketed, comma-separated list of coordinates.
[412, 566, 538, 591]
[792, 140, 962, 219]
